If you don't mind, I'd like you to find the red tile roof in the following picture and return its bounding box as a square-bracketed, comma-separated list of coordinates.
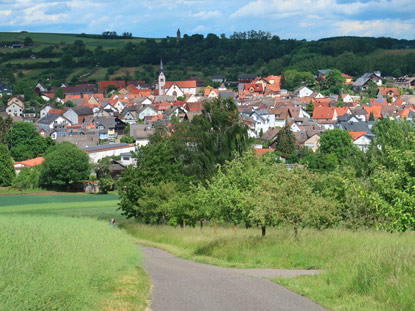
[165, 80, 197, 89]
[313, 107, 336, 119]
[364, 106, 382, 119]
[14, 157, 45, 168]
[349, 131, 367, 140]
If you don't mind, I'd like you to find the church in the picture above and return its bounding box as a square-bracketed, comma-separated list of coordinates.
[157, 59, 197, 97]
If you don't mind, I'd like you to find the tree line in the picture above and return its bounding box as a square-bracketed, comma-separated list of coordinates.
[1, 34, 415, 86]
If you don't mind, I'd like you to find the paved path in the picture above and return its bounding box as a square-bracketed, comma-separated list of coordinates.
[141, 246, 327, 311]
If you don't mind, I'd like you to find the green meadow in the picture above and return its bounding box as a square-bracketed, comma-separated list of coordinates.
[125, 224, 415, 311]
[0, 194, 149, 311]
[0, 193, 123, 219]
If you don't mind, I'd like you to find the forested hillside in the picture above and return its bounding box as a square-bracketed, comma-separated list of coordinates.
[1, 31, 415, 87]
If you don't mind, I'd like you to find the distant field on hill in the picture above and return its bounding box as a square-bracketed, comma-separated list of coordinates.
[0, 194, 124, 220]
[369, 49, 415, 57]
[0, 32, 156, 51]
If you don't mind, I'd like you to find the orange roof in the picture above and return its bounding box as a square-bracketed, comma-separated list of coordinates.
[312, 97, 332, 107]
[313, 107, 336, 119]
[349, 131, 367, 141]
[254, 148, 275, 157]
[370, 98, 388, 106]
[378, 87, 400, 97]
[48, 109, 67, 114]
[335, 107, 349, 117]
[185, 102, 203, 112]
[205, 88, 219, 96]
[165, 80, 197, 89]
[398, 109, 410, 118]
[265, 83, 281, 93]
[364, 106, 382, 119]
[244, 83, 263, 93]
[14, 157, 45, 168]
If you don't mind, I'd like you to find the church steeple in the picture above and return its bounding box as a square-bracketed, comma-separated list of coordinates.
[160, 57, 164, 73]
[158, 57, 166, 95]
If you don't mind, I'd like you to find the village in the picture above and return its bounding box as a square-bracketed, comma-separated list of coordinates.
[3, 59, 415, 176]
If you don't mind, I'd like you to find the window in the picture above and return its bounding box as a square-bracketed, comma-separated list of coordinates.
[123, 157, 130, 161]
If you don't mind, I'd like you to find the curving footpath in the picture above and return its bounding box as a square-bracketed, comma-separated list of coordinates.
[141, 246, 327, 311]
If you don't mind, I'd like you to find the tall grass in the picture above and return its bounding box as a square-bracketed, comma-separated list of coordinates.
[0, 216, 149, 311]
[124, 224, 415, 311]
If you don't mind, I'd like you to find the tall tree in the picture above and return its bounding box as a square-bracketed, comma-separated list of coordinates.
[0, 115, 13, 143]
[275, 123, 296, 157]
[0, 143, 15, 186]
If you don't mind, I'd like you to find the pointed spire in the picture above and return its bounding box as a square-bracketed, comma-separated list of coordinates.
[160, 57, 164, 73]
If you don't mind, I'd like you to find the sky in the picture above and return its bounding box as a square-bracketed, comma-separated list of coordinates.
[0, 0, 414, 40]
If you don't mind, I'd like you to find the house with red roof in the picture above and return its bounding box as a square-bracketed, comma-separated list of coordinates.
[244, 83, 264, 95]
[313, 107, 337, 129]
[14, 157, 45, 174]
[205, 88, 219, 98]
[370, 98, 388, 106]
[377, 87, 400, 102]
[364, 106, 382, 119]
[165, 81, 197, 97]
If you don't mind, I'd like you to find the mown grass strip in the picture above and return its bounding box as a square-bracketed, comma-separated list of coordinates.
[124, 223, 415, 311]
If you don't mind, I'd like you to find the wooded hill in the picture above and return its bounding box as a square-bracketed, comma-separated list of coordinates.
[1, 31, 415, 86]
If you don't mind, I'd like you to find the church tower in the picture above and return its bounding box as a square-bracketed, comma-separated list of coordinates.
[158, 58, 166, 95]
[177, 28, 181, 39]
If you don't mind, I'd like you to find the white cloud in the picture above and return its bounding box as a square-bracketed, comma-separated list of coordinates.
[191, 10, 222, 20]
[334, 19, 415, 37]
[230, 0, 415, 19]
[0, 10, 11, 15]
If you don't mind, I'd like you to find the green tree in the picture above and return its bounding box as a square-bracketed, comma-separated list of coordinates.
[320, 69, 346, 95]
[12, 167, 40, 190]
[366, 80, 379, 98]
[23, 37, 33, 46]
[319, 129, 356, 161]
[40, 142, 90, 190]
[0, 115, 13, 143]
[0, 143, 15, 186]
[54, 88, 65, 100]
[282, 70, 315, 90]
[5, 122, 47, 161]
[106, 84, 118, 94]
[275, 123, 295, 157]
[305, 101, 314, 117]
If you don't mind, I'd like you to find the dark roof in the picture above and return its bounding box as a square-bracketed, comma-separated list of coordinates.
[81, 143, 134, 152]
[238, 74, 258, 81]
[338, 121, 375, 132]
[95, 117, 116, 129]
[37, 114, 62, 125]
[70, 106, 93, 116]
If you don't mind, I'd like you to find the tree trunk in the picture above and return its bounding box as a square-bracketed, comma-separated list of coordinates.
[214, 223, 217, 236]
[294, 225, 298, 241]
[261, 226, 266, 237]
[183, 219, 186, 229]
[200, 220, 203, 230]
[233, 225, 237, 238]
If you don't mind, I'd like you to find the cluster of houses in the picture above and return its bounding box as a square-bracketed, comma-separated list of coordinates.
[2, 64, 415, 174]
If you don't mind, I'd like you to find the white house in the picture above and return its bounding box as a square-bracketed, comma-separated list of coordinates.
[294, 86, 313, 98]
[353, 134, 374, 152]
[81, 143, 136, 163]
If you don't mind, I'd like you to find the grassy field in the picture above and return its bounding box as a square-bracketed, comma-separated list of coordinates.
[0, 215, 149, 311]
[0, 194, 149, 310]
[124, 224, 415, 311]
[0, 193, 124, 220]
